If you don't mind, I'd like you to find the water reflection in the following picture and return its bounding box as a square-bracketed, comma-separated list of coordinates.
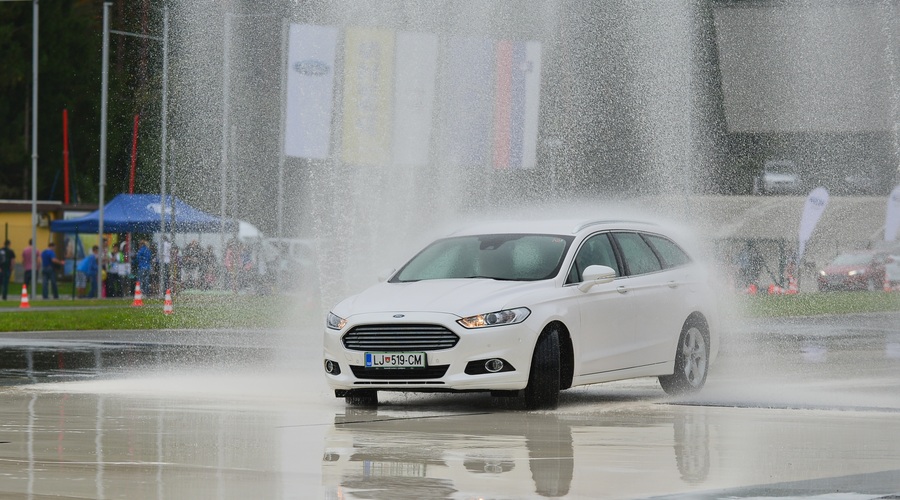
[321, 407, 711, 499]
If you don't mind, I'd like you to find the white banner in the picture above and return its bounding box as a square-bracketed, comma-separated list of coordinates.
[392, 32, 438, 168]
[437, 37, 495, 167]
[284, 24, 339, 159]
[885, 184, 900, 241]
[797, 186, 829, 261]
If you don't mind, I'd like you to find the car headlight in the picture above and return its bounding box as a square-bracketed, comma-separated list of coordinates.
[326, 312, 347, 330]
[818, 270, 826, 276]
[457, 307, 530, 329]
[847, 270, 859, 277]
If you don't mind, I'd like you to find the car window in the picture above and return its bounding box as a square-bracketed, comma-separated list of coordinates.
[567, 233, 620, 284]
[644, 234, 691, 268]
[392, 234, 573, 282]
[612, 232, 662, 276]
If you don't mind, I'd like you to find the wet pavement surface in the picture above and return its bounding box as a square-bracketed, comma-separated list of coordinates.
[0, 313, 898, 499]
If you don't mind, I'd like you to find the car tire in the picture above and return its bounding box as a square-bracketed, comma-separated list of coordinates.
[659, 319, 710, 396]
[523, 327, 561, 410]
[345, 389, 378, 406]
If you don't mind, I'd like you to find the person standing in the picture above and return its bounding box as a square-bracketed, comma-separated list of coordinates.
[40, 241, 64, 299]
[21, 239, 36, 298]
[77, 246, 100, 298]
[0, 240, 15, 300]
[135, 240, 152, 294]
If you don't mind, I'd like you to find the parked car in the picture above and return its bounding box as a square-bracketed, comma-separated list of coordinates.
[323, 219, 720, 409]
[816, 250, 888, 291]
[753, 160, 802, 195]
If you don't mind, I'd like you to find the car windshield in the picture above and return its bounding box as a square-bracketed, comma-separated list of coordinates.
[831, 253, 872, 266]
[391, 234, 574, 282]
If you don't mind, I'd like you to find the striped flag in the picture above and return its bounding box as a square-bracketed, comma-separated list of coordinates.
[492, 40, 542, 170]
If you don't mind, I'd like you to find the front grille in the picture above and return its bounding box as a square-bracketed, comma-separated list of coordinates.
[342, 324, 459, 352]
[350, 365, 449, 380]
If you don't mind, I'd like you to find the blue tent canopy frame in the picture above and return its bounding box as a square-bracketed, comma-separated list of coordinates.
[50, 194, 237, 234]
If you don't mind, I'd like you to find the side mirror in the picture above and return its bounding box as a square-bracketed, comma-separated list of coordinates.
[578, 265, 617, 292]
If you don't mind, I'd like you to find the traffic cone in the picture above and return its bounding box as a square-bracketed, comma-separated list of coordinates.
[163, 289, 173, 315]
[885, 276, 894, 293]
[132, 281, 144, 307]
[768, 283, 784, 295]
[19, 284, 30, 309]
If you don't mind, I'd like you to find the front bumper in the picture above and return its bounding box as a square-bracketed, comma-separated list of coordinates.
[323, 311, 539, 393]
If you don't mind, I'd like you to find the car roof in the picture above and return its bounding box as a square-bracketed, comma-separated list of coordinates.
[446, 218, 661, 237]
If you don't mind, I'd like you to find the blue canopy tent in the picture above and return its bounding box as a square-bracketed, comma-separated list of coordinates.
[50, 194, 236, 234]
[50, 194, 236, 298]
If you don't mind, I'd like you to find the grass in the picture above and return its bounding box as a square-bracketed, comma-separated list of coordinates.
[0, 292, 318, 332]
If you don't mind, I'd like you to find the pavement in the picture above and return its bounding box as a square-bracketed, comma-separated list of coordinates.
[0, 313, 897, 499]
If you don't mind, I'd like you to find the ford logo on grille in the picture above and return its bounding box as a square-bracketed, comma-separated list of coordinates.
[293, 59, 330, 76]
[393, 314, 405, 318]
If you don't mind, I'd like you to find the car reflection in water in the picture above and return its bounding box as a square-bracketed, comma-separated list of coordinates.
[321, 406, 710, 499]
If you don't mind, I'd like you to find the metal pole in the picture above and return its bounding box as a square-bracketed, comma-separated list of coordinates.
[29, 0, 38, 298]
[277, 18, 287, 240]
[98, 1, 110, 299]
[220, 13, 231, 262]
[159, 4, 169, 297]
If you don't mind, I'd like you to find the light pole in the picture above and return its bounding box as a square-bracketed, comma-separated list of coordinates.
[3, 0, 40, 298]
[103, 3, 169, 296]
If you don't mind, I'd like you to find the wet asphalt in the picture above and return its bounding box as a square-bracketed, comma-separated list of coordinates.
[0, 312, 897, 499]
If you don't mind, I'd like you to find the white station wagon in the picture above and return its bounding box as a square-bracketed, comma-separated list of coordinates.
[323, 219, 719, 409]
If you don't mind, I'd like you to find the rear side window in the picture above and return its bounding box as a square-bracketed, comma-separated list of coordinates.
[644, 234, 691, 268]
[612, 232, 662, 276]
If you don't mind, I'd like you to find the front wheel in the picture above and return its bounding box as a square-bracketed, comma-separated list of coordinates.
[523, 327, 561, 410]
[659, 320, 709, 396]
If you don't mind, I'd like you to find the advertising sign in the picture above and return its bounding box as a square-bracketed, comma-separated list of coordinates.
[342, 28, 395, 167]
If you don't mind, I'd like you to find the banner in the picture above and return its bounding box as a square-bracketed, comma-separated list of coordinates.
[797, 186, 829, 261]
[437, 37, 495, 167]
[492, 40, 542, 170]
[283, 24, 339, 159]
[342, 27, 395, 167]
[885, 184, 900, 241]
[392, 32, 438, 168]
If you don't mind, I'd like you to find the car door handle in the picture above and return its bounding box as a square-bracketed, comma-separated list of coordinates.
[617, 286, 628, 294]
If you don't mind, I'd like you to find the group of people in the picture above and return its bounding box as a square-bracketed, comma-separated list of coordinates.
[0, 239, 65, 300]
[0, 235, 270, 300]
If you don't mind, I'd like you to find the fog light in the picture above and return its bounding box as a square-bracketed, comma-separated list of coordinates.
[324, 359, 337, 374]
[484, 358, 504, 373]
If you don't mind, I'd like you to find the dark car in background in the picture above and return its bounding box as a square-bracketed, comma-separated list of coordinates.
[816, 251, 887, 291]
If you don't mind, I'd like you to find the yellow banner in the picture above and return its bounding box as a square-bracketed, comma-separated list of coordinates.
[342, 28, 394, 167]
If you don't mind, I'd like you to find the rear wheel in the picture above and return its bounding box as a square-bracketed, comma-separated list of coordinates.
[345, 389, 378, 406]
[659, 320, 709, 396]
[523, 327, 561, 410]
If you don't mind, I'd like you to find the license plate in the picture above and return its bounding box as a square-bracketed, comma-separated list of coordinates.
[365, 352, 426, 368]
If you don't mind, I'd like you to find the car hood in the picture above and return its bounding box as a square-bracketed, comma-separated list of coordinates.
[764, 172, 798, 183]
[333, 279, 548, 318]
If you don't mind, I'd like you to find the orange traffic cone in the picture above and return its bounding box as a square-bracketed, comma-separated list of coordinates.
[19, 284, 30, 309]
[163, 289, 174, 315]
[132, 281, 144, 307]
[768, 283, 784, 295]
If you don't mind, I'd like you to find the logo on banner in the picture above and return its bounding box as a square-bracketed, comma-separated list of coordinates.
[293, 59, 330, 76]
